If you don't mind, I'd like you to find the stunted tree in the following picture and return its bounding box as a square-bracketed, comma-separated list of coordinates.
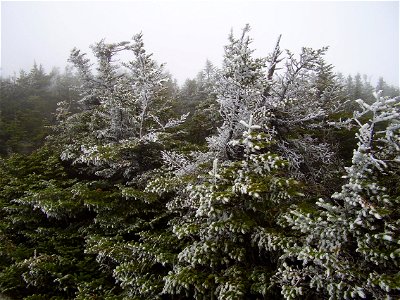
[123, 33, 172, 140]
[47, 34, 188, 299]
[149, 25, 344, 299]
[197, 59, 217, 97]
[200, 25, 345, 186]
[54, 33, 186, 179]
[264, 45, 345, 184]
[209, 24, 268, 159]
[276, 92, 400, 299]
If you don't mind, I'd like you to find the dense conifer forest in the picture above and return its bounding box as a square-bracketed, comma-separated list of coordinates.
[0, 26, 399, 299]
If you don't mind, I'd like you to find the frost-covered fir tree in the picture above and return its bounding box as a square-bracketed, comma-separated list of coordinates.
[54, 39, 136, 177]
[265, 45, 345, 183]
[54, 34, 186, 179]
[68, 40, 134, 142]
[161, 116, 301, 299]
[209, 24, 268, 159]
[123, 33, 172, 140]
[276, 92, 400, 299]
[48, 34, 187, 298]
[206, 25, 344, 185]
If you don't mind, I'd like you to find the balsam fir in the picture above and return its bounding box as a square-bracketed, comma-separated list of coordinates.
[276, 92, 400, 299]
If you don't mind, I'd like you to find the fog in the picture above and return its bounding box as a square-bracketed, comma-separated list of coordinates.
[1, 0, 399, 86]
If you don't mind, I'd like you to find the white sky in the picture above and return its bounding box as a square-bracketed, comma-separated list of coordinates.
[1, 0, 399, 86]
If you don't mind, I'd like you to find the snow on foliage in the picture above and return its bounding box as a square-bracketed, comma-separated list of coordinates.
[55, 34, 186, 179]
[204, 25, 345, 183]
[210, 24, 268, 159]
[161, 116, 301, 299]
[275, 93, 400, 299]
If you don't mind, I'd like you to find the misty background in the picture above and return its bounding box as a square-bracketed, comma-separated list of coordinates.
[1, 0, 399, 86]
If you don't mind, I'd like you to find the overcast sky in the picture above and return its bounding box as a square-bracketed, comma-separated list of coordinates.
[1, 0, 399, 86]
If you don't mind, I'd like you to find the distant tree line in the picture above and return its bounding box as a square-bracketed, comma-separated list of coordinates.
[0, 64, 80, 156]
[0, 25, 399, 300]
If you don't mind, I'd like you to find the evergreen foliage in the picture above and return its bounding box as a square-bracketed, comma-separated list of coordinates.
[0, 26, 398, 300]
[0, 147, 118, 299]
[276, 92, 400, 299]
[163, 118, 301, 299]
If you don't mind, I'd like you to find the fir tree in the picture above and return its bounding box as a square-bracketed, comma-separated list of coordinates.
[54, 34, 186, 179]
[276, 92, 400, 299]
[209, 24, 268, 159]
[163, 117, 301, 299]
[52, 34, 187, 299]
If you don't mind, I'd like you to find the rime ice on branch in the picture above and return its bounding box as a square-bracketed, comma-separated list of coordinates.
[56, 34, 187, 179]
[276, 92, 400, 299]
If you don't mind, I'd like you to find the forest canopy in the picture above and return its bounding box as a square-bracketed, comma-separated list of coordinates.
[0, 26, 399, 300]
